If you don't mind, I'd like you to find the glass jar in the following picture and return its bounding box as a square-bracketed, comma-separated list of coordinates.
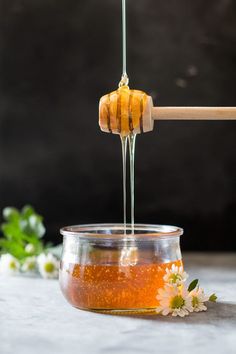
[59, 224, 183, 315]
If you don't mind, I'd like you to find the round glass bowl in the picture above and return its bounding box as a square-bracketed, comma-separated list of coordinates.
[59, 224, 183, 315]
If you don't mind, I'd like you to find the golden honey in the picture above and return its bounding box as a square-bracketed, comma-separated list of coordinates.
[99, 85, 149, 136]
[60, 259, 183, 313]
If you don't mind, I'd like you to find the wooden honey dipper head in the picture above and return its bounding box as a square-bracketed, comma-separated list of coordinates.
[99, 85, 154, 137]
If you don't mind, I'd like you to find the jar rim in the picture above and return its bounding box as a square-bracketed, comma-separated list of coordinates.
[60, 223, 183, 240]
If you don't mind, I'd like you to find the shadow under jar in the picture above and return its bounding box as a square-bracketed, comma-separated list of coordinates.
[60, 224, 183, 315]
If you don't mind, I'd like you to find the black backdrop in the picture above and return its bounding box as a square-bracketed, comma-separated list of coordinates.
[0, 0, 235, 250]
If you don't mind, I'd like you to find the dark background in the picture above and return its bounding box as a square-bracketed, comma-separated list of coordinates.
[0, 0, 235, 250]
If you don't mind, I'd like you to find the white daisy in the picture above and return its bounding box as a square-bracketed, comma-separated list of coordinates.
[0, 253, 20, 276]
[25, 243, 35, 254]
[190, 287, 209, 312]
[156, 284, 193, 317]
[163, 264, 188, 286]
[37, 253, 59, 279]
[21, 256, 37, 273]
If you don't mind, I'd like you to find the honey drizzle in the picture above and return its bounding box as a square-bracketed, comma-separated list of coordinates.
[128, 132, 136, 231]
[122, 0, 127, 78]
[120, 135, 128, 231]
[119, 0, 137, 231]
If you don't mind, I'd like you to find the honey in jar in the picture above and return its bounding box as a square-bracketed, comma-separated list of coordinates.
[59, 224, 184, 314]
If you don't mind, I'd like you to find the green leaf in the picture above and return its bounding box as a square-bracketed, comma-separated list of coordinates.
[20, 208, 45, 238]
[209, 293, 217, 302]
[0, 204, 46, 259]
[1, 223, 24, 243]
[21, 205, 35, 218]
[188, 279, 199, 292]
[0, 238, 26, 259]
[3, 207, 19, 222]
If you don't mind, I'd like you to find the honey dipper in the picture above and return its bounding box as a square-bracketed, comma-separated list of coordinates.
[99, 85, 236, 136]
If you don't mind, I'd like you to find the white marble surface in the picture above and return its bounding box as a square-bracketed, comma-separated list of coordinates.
[0, 253, 236, 354]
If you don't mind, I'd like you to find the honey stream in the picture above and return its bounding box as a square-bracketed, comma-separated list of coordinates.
[120, 0, 137, 233]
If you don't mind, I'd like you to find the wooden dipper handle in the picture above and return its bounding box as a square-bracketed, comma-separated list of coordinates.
[152, 107, 236, 120]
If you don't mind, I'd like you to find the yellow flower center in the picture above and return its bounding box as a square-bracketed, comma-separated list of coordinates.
[192, 296, 199, 308]
[171, 295, 185, 309]
[9, 261, 17, 270]
[169, 273, 182, 283]
[27, 262, 35, 271]
[44, 262, 55, 273]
